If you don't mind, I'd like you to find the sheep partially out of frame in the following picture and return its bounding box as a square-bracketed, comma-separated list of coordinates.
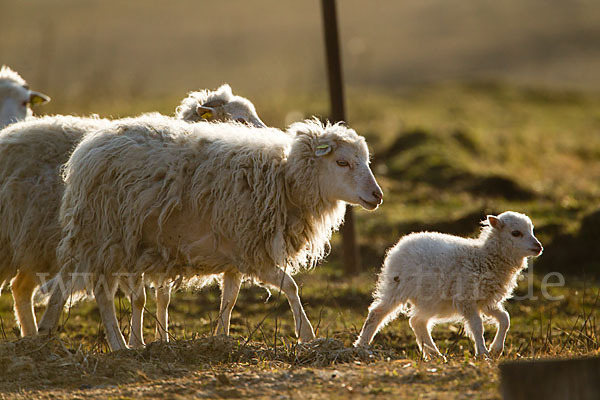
[38, 116, 383, 351]
[354, 211, 542, 359]
[0, 84, 265, 340]
[0, 66, 50, 129]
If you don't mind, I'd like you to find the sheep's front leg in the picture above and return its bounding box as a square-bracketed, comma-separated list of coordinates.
[11, 270, 38, 336]
[459, 303, 489, 358]
[127, 277, 146, 348]
[155, 283, 172, 341]
[256, 267, 315, 342]
[215, 270, 243, 335]
[485, 304, 510, 357]
[38, 275, 71, 334]
[94, 275, 128, 351]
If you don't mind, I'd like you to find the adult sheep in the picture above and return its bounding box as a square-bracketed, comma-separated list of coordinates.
[38, 116, 383, 351]
[0, 65, 50, 129]
[354, 211, 543, 359]
[0, 84, 265, 340]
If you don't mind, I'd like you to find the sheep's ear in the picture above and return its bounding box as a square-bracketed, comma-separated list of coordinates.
[315, 144, 332, 156]
[29, 91, 50, 105]
[487, 215, 504, 230]
[196, 105, 215, 120]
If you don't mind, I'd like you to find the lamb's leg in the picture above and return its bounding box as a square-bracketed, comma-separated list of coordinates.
[94, 274, 127, 351]
[485, 304, 510, 357]
[409, 314, 443, 360]
[128, 277, 146, 348]
[215, 270, 243, 335]
[11, 271, 38, 336]
[155, 283, 171, 341]
[256, 267, 315, 342]
[460, 303, 489, 358]
[354, 300, 397, 347]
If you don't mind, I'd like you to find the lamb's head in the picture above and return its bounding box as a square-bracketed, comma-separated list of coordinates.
[288, 119, 383, 210]
[0, 66, 50, 129]
[176, 84, 266, 128]
[486, 211, 543, 258]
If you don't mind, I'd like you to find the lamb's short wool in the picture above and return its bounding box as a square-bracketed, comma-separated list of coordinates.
[38, 116, 383, 351]
[0, 66, 49, 129]
[355, 212, 542, 359]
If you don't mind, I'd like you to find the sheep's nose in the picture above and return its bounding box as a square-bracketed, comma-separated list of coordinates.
[372, 190, 383, 204]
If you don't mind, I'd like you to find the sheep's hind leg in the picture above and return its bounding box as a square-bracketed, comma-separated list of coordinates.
[256, 267, 315, 342]
[11, 270, 38, 336]
[94, 274, 128, 351]
[409, 315, 444, 360]
[215, 270, 243, 335]
[127, 277, 146, 348]
[155, 283, 172, 341]
[354, 300, 397, 347]
[485, 304, 510, 358]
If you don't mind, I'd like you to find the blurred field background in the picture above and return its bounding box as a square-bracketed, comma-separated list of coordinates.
[1, 0, 600, 398]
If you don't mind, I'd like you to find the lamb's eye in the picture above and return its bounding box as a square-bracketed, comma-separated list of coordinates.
[336, 160, 349, 167]
[511, 230, 522, 237]
[22, 101, 28, 107]
[236, 118, 248, 125]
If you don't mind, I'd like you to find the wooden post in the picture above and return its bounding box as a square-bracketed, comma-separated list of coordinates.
[321, 0, 360, 274]
[499, 356, 600, 400]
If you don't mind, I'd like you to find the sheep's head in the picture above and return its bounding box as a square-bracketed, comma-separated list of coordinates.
[0, 66, 50, 129]
[177, 84, 266, 128]
[486, 211, 543, 258]
[289, 120, 383, 210]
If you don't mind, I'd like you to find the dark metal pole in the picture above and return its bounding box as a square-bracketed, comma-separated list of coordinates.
[321, 0, 360, 274]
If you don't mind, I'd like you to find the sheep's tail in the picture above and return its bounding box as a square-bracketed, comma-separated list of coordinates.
[34, 272, 91, 307]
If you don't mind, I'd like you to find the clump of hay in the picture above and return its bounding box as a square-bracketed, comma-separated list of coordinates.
[289, 337, 386, 366]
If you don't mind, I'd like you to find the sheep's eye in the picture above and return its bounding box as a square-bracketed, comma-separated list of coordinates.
[236, 118, 248, 125]
[511, 230, 522, 237]
[22, 101, 28, 107]
[336, 160, 349, 167]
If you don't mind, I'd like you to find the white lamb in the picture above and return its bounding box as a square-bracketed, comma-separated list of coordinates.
[0, 84, 265, 341]
[0, 66, 50, 129]
[38, 116, 383, 351]
[354, 211, 543, 359]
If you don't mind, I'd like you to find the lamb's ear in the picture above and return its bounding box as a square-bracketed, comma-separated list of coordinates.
[29, 91, 50, 105]
[487, 215, 504, 230]
[315, 143, 332, 156]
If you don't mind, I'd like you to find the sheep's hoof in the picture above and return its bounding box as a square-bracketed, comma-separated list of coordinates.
[423, 351, 447, 363]
[128, 340, 145, 349]
[298, 332, 316, 343]
[475, 352, 492, 361]
[489, 347, 504, 358]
